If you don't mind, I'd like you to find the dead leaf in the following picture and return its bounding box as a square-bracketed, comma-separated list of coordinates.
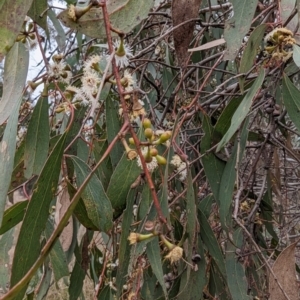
[172, 0, 202, 67]
[269, 241, 299, 300]
[188, 38, 226, 52]
[55, 186, 73, 252]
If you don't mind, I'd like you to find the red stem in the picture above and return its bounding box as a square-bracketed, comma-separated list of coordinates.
[100, 0, 168, 226]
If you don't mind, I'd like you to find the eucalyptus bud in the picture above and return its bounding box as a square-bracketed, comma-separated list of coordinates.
[156, 155, 167, 165]
[144, 128, 153, 139]
[142, 118, 152, 129]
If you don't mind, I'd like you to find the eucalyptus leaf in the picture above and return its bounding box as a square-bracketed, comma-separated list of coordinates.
[217, 69, 265, 151]
[282, 73, 300, 132]
[71, 156, 113, 232]
[58, 0, 155, 38]
[224, 0, 259, 60]
[0, 42, 29, 125]
[10, 133, 67, 300]
[24, 93, 50, 179]
[0, 0, 34, 59]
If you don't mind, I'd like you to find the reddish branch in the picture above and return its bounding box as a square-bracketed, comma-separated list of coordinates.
[100, 1, 168, 226]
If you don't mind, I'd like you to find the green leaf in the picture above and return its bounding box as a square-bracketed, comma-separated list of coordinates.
[0, 229, 14, 292]
[47, 9, 66, 51]
[116, 189, 136, 298]
[67, 181, 99, 230]
[198, 194, 214, 219]
[261, 176, 278, 241]
[70, 156, 113, 232]
[10, 132, 67, 300]
[282, 73, 300, 132]
[177, 237, 206, 300]
[27, 0, 48, 31]
[65, 105, 88, 179]
[293, 44, 300, 68]
[97, 285, 114, 300]
[146, 238, 168, 298]
[0, 93, 23, 226]
[138, 185, 152, 220]
[185, 170, 196, 277]
[0, 41, 29, 125]
[240, 24, 267, 74]
[217, 69, 265, 151]
[0, 201, 28, 235]
[162, 68, 176, 98]
[224, 0, 259, 60]
[24, 93, 50, 179]
[69, 241, 86, 300]
[226, 229, 251, 300]
[58, 0, 155, 38]
[105, 97, 122, 167]
[198, 209, 227, 279]
[45, 219, 69, 282]
[213, 97, 242, 141]
[209, 261, 231, 298]
[35, 263, 52, 300]
[219, 117, 249, 229]
[239, 24, 267, 91]
[107, 154, 141, 217]
[93, 138, 113, 190]
[200, 115, 225, 204]
[0, 0, 34, 59]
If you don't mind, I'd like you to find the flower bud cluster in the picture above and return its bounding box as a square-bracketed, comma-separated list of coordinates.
[128, 118, 172, 171]
[264, 27, 296, 63]
[16, 20, 37, 50]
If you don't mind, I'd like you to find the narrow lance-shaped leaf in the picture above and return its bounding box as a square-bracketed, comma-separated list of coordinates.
[282, 73, 300, 132]
[116, 189, 136, 298]
[10, 132, 68, 300]
[293, 44, 300, 68]
[200, 114, 225, 204]
[105, 97, 122, 167]
[226, 229, 251, 300]
[45, 219, 69, 282]
[70, 156, 113, 232]
[0, 42, 29, 125]
[58, 0, 155, 38]
[0, 229, 14, 292]
[0, 201, 28, 235]
[177, 235, 206, 300]
[185, 169, 196, 280]
[239, 24, 267, 91]
[0, 0, 34, 59]
[217, 69, 265, 151]
[69, 239, 87, 300]
[24, 91, 50, 179]
[223, 0, 258, 60]
[27, 0, 48, 31]
[240, 24, 267, 75]
[67, 181, 99, 231]
[146, 238, 168, 298]
[47, 9, 66, 51]
[198, 209, 227, 279]
[219, 117, 249, 229]
[0, 94, 25, 225]
[107, 154, 141, 217]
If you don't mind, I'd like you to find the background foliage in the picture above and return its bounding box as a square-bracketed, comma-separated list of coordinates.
[0, 0, 300, 299]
